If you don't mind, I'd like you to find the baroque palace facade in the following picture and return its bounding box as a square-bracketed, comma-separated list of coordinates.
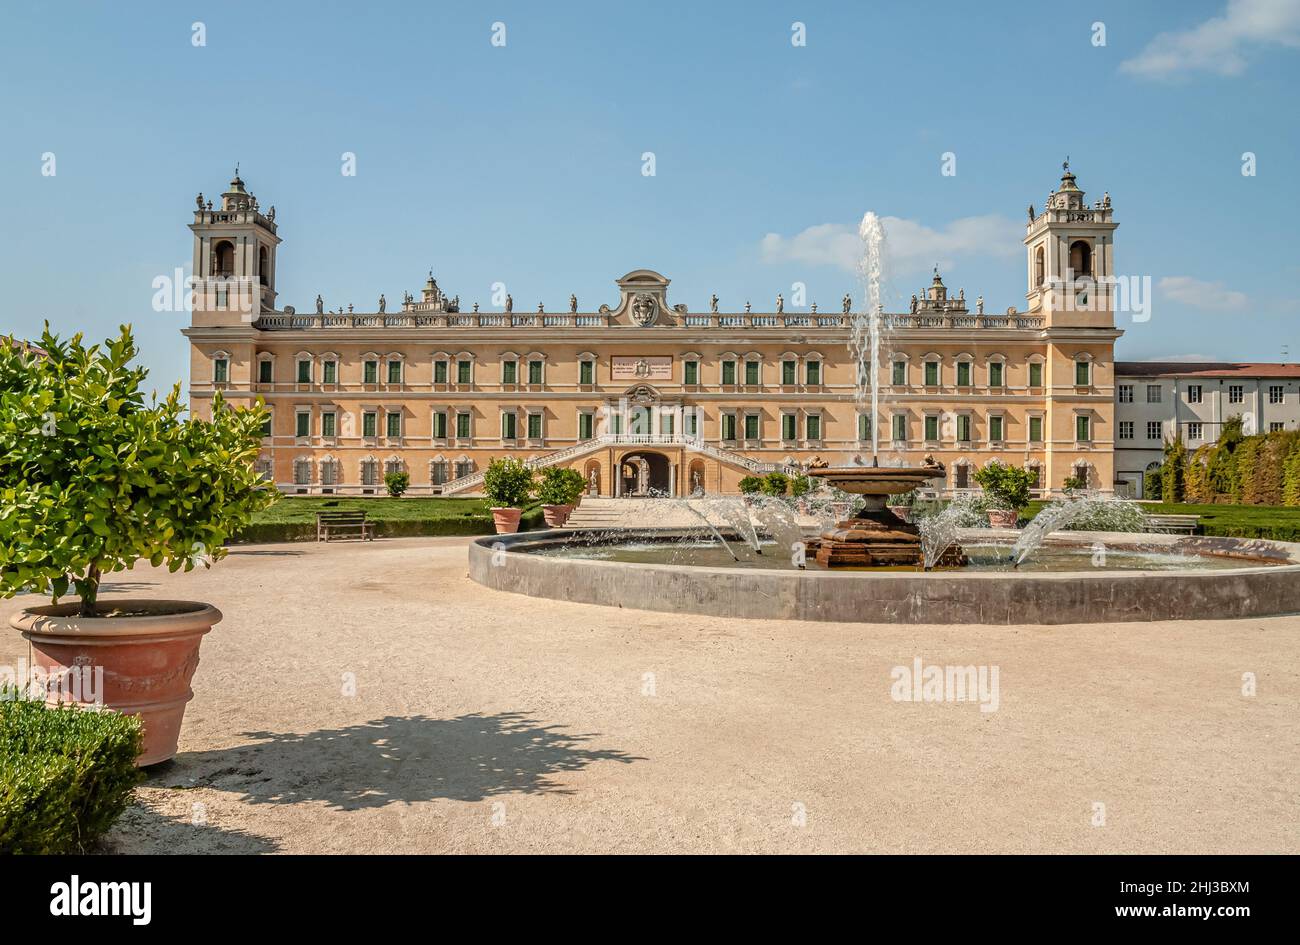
[184, 166, 1121, 497]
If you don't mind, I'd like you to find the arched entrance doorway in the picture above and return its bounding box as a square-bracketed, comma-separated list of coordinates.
[619, 451, 671, 496]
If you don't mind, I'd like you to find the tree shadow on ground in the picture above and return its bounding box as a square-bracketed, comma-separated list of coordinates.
[162, 713, 645, 811]
[100, 800, 280, 854]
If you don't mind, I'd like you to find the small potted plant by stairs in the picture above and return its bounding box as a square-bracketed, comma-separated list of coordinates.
[1, 325, 275, 766]
[483, 457, 535, 534]
[972, 460, 1035, 529]
[535, 467, 586, 528]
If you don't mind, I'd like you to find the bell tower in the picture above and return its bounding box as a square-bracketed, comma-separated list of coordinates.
[1024, 162, 1118, 328]
[189, 169, 281, 326]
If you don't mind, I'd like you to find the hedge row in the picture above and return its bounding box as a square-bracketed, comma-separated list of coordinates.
[233, 506, 546, 543]
[1158, 422, 1300, 507]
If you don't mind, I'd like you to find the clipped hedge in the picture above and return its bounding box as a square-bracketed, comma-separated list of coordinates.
[233, 505, 545, 543]
[1, 693, 144, 854]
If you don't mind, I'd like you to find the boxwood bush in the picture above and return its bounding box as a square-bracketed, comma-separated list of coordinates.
[0, 691, 144, 853]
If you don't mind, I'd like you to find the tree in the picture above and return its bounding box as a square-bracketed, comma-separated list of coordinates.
[0, 325, 275, 616]
[1161, 436, 1187, 503]
[384, 471, 410, 497]
[483, 457, 534, 508]
[972, 460, 1036, 512]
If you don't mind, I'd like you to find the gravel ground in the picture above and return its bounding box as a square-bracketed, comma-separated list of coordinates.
[3, 536, 1296, 854]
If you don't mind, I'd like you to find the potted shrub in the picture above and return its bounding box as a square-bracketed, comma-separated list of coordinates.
[760, 472, 790, 497]
[535, 467, 585, 527]
[483, 457, 534, 533]
[737, 475, 762, 504]
[384, 470, 410, 497]
[972, 460, 1035, 528]
[887, 489, 917, 523]
[790, 474, 812, 512]
[1, 326, 274, 765]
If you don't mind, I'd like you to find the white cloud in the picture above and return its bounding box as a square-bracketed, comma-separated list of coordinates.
[1157, 275, 1249, 312]
[760, 214, 1020, 276]
[1120, 0, 1300, 79]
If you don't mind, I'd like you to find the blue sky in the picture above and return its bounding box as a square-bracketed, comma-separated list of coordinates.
[3, 0, 1299, 389]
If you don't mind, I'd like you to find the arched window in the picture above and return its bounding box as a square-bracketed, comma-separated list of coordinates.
[258, 245, 269, 286]
[214, 240, 235, 277]
[1069, 240, 1092, 279]
[1034, 246, 1045, 286]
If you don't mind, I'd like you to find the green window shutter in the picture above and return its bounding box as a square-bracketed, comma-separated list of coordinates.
[434, 361, 447, 383]
[296, 412, 310, 437]
[260, 414, 272, 436]
[893, 415, 906, 441]
[297, 360, 311, 383]
[684, 361, 697, 385]
[502, 413, 516, 439]
[892, 361, 905, 385]
[364, 361, 377, 383]
[806, 415, 820, 440]
[1075, 361, 1090, 386]
[782, 361, 796, 385]
[259, 360, 272, 383]
[989, 362, 1003, 387]
[456, 413, 470, 438]
[434, 412, 446, 438]
[957, 362, 970, 387]
[323, 361, 336, 384]
[1076, 415, 1089, 441]
[579, 413, 592, 439]
[744, 414, 759, 439]
[783, 414, 796, 440]
[529, 361, 543, 384]
[214, 359, 228, 382]
[388, 361, 402, 383]
[858, 414, 870, 440]
[528, 413, 542, 438]
[387, 413, 402, 437]
[722, 414, 735, 440]
[322, 413, 335, 437]
[503, 361, 516, 384]
[458, 360, 472, 384]
[1029, 416, 1042, 442]
[957, 415, 970, 441]
[925, 415, 938, 441]
[363, 412, 376, 437]
[580, 360, 594, 384]
[806, 361, 821, 385]
[1029, 362, 1042, 387]
[722, 361, 736, 385]
[925, 361, 938, 386]
[990, 415, 1003, 441]
[745, 361, 759, 385]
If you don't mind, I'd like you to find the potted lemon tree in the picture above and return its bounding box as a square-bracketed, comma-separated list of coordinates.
[1, 326, 274, 765]
[972, 460, 1035, 529]
[483, 457, 535, 533]
[535, 467, 585, 528]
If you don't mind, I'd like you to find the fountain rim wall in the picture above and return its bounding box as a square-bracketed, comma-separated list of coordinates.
[468, 529, 1300, 625]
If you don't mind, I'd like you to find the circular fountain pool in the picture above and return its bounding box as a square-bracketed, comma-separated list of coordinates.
[469, 529, 1300, 625]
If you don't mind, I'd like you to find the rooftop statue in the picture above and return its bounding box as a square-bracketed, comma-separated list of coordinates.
[745, 301, 751, 313]
[537, 302, 545, 313]
[910, 294, 918, 314]
[842, 293, 851, 313]
[976, 295, 984, 314]
[505, 294, 513, 313]
[378, 294, 386, 314]
[195, 193, 204, 209]
[776, 293, 784, 314]
[811, 302, 818, 313]
[569, 294, 578, 313]
[710, 293, 718, 313]
[315, 294, 324, 314]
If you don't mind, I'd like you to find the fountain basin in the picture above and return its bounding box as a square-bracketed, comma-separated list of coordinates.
[469, 529, 1300, 625]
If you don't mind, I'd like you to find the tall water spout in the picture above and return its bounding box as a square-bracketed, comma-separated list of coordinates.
[853, 212, 886, 461]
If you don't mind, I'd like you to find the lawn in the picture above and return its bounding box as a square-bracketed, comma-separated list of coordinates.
[236, 496, 543, 542]
[1024, 500, 1300, 542]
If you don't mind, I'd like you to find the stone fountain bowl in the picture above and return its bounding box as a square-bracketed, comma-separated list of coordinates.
[805, 465, 945, 497]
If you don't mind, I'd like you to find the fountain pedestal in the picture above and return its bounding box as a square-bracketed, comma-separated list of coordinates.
[805, 461, 965, 569]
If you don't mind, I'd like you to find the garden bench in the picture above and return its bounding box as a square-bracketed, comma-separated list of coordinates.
[1144, 513, 1199, 535]
[316, 510, 377, 542]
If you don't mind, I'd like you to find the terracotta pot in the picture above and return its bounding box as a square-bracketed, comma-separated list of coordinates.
[887, 505, 912, 524]
[10, 600, 221, 767]
[492, 507, 523, 533]
[542, 504, 573, 527]
[986, 508, 1018, 528]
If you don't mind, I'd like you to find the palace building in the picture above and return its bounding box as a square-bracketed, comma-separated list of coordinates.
[183, 166, 1121, 497]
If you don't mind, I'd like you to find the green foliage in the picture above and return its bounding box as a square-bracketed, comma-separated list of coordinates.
[383, 471, 410, 498]
[760, 472, 790, 496]
[1184, 450, 1210, 503]
[888, 489, 918, 508]
[1285, 444, 1300, 507]
[0, 325, 275, 616]
[482, 457, 534, 508]
[737, 476, 763, 495]
[972, 460, 1036, 511]
[1062, 475, 1088, 494]
[1060, 500, 1147, 532]
[789, 474, 812, 498]
[0, 691, 144, 853]
[1143, 465, 1163, 500]
[534, 467, 585, 506]
[1161, 436, 1187, 503]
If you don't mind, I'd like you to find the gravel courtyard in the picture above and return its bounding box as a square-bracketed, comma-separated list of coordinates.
[3, 536, 1296, 854]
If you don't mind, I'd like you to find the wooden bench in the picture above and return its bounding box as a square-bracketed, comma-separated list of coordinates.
[1144, 513, 1200, 535]
[316, 510, 377, 542]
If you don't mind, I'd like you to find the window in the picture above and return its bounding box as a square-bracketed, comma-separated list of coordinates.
[1270, 421, 1285, 432]
[260, 412, 272, 437]
[744, 361, 760, 386]
[1029, 416, 1043, 443]
[580, 360, 594, 385]
[1186, 384, 1202, 404]
[1076, 415, 1091, 442]
[1188, 422, 1203, 441]
[892, 414, 907, 441]
[527, 413, 542, 439]
[1147, 421, 1162, 440]
[721, 413, 737, 441]
[806, 414, 821, 441]
[297, 360, 312, 384]
[782, 414, 797, 441]
[386, 412, 402, 438]
[782, 360, 797, 385]
[432, 411, 448, 439]
[431, 461, 448, 485]
[387, 360, 402, 384]
[321, 412, 336, 438]
[989, 415, 1004, 442]
[743, 414, 759, 440]
[293, 459, 311, 485]
[1146, 384, 1162, 403]
[434, 360, 448, 384]
[1119, 421, 1134, 440]
[1028, 465, 1042, 490]
[1118, 384, 1133, 403]
[610, 414, 624, 435]
[1229, 384, 1243, 404]
[213, 358, 228, 383]
[323, 361, 337, 384]
[720, 361, 736, 385]
[1270, 385, 1284, 404]
[528, 360, 543, 385]
[258, 360, 273, 384]
[660, 413, 674, 436]
[956, 415, 971, 443]
[502, 360, 517, 384]
[892, 360, 906, 385]
[858, 414, 872, 441]
[806, 360, 821, 385]
[579, 413, 594, 440]
[295, 412, 310, 438]
[956, 362, 971, 387]
[361, 459, 378, 486]
[684, 411, 698, 437]
[364, 360, 378, 384]
[924, 415, 939, 442]
[683, 360, 698, 385]
[363, 411, 377, 438]
[385, 458, 404, 479]
[989, 362, 1004, 388]
[1029, 362, 1043, 388]
[1075, 360, 1091, 386]
[457, 360, 472, 384]
[501, 412, 517, 440]
[456, 412, 470, 438]
[924, 361, 939, 386]
[320, 459, 337, 486]
[455, 460, 473, 479]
